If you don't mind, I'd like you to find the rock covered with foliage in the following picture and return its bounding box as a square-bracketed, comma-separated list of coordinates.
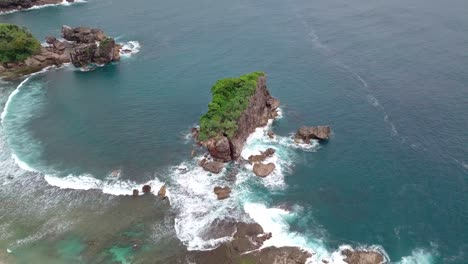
[0, 24, 121, 79]
[0, 0, 73, 13]
[197, 72, 280, 162]
[0, 24, 41, 63]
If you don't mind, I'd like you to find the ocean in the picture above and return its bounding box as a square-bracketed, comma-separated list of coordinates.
[0, 0, 467, 263]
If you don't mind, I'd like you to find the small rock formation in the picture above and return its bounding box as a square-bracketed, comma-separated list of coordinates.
[142, 185, 151, 194]
[189, 222, 311, 264]
[157, 185, 167, 199]
[132, 189, 139, 197]
[267, 130, 275, 139]
[342, 249, 385, 264]
[248, 148, 275, 163]
[62, 26, 120, 67]
[202, 75, 280, 162]
[201, 160, 224, 174]
[295, 126, 331, 143]
[1, 25, 121, 79]
[253, 162, 276, 177]
[213, 186, 231, 200]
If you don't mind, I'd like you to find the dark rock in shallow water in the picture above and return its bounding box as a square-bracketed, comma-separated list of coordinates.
[253, 162, 276, 177]
[132, 189, 139, 197]
[189, 222, 311, 264]
[342, 249, 385, 264]
[248, 148, 275, 163]
[295, 126, 331, 142]
[201, 161, 224, 174]
[142, 185, 151, 194]
[213, 186, 231, 200]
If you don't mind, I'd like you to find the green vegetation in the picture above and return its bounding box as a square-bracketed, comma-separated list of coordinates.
[0, 24, 41, 63]
[100, 37, 113, 49]
[199, 72, 264, 141]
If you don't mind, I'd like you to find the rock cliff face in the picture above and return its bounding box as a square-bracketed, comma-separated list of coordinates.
[204, 75, 279, 162]
[0, 25, 121, 79]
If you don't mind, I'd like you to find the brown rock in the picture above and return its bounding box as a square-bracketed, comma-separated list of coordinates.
[296, 126, 331, 142]
[132, 189, 139, 197]
[142, 185, 151, 194]
[157, 185, 167, 199]
[53, 40, 66, 51]
[45, 36, 56, 44]
[248, 148, 275, 163]
[253, 162, 276, 177]
[202, 161, 224, 174]
[342, 249, 385, 264]
[267, 130, 275, 139]
[206, 136, 232, 162]
[213, 186, 231, 200]
[198, 158, 207, 166]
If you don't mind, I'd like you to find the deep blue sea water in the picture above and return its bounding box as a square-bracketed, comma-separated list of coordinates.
[0, 0, 467, 263]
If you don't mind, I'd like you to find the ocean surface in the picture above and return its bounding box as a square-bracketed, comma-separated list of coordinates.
[0, 0, 467, 263]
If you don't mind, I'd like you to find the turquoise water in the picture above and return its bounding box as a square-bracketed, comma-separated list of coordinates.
[0, 0, 467, 263]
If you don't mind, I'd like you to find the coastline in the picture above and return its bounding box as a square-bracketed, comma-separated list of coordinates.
[0, 0, 85, 15]
[0, 73, 390, 263]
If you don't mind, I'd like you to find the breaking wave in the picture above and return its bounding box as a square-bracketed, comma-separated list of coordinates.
[0, 0, 87, 15]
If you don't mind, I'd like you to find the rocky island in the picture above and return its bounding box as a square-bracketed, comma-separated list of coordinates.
[189, 72, 386, 264]
[0, 0, 74, 14]
[0, 24, 124, 79]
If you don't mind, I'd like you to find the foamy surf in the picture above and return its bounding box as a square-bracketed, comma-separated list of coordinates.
[44, 173, 164, 196]
[119, 41, 141, 57]
[0, 0, 86, 15]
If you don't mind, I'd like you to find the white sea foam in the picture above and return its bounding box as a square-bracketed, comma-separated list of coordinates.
[169, 159, 240, 250]
[0, 0, 86, 15]
[396, 248, 435, 264]
[1, 65, 57, 122]
[119, 41, 141, 57]
[44, 173, 163, 196]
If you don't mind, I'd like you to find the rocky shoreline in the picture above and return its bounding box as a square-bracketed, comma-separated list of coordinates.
[0, 0, 73, 14]
[0, 25, 126, 80]
[187, 73, 386, 264]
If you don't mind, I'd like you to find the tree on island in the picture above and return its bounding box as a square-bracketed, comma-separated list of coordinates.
[0, 23, 41, 63]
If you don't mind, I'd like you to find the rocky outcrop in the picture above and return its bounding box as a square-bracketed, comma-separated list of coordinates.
[0, 25, 121, 79]
[203, 75, 279, 162]
[132, 189, 139, 197]
[0, 0, 70, 13]
[142, 185, 151, 194]
[189, 222, 311, 264]
[253, 162, 276, 177]
[295, 125, 331, 143]
[157, 185, 167, 199]
[201, 160, 224, 174]
[213, 186, 231, 200]
[342, 249, 385, 264]
[248, 148, 275, 163]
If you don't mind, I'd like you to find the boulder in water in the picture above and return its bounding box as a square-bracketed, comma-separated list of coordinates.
[132, 189, 139, 197]
[157, 185, 167, 199]
[213, 186, 231, 200]
[202, 161, 224, 174]
[341, 249, 385, 264]
[248, 148, 275, 163]
[142, 185, 151, 194]
[295, 126, 331, 142]
[253, 162, 275, 177]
